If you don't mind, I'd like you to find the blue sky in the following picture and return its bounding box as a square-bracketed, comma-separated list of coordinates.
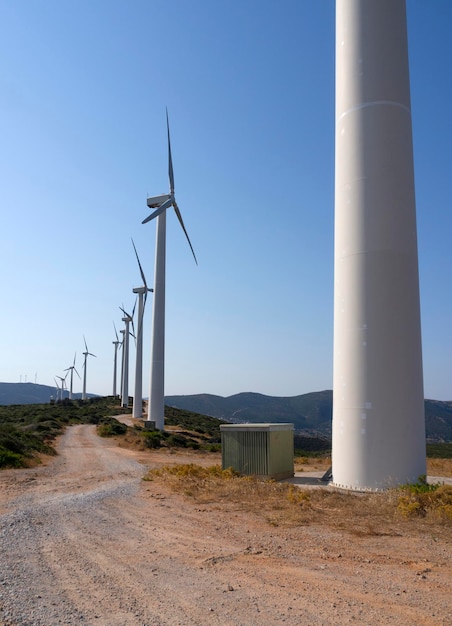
[0, 0, 451, 401]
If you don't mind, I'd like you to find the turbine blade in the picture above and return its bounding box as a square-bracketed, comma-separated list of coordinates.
[173, 201, 198, 265]
[131, 238, 147, 289]
[74, 367, 81, 379]
[73, 353, 76, 366]
[142, 198, 172, 224]
[83, 335, 88, 352]
[166, 108, 175, 193]
[113, 321, 119, 342]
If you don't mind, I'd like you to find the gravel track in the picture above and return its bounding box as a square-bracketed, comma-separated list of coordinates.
[0, 425, 451, 625]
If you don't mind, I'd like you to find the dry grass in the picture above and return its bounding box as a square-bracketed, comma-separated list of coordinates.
[427, 457, 452, 477]
[144, 464, 452, 536]
[294, 456, 452, 477]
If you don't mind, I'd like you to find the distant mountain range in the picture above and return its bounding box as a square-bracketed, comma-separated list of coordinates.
[0, 382, 96, 405]
[2, 383, 451, 442]
[165, 390, 452, 443]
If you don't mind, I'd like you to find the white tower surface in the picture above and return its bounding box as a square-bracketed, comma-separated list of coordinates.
[332, 0, 426, 490]
[121, 313, 132, 409]
[148, 211, 167, 429]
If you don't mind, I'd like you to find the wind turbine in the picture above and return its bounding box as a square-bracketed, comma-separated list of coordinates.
[64, 353, 80, 400]
[119, 304, 135, 409]
[55, 373, 68, 401]
[332, 0, 425, 490]
[81, 337, 96, 401]
[142, 110, 197, 430]
[131, 239, 153, 419]
[112, 323, 121, 397]
[54, 377, 62, 402]
[119, 328, 125, 404]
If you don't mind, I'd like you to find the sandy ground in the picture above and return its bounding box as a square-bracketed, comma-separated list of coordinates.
[0, 423, 451, 626]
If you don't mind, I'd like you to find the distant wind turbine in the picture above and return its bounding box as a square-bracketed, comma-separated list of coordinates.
[54, 377, 62, 401]
[55, 373, 68, 401]
[81, 337, 96, 401]
[112, 323, 121, 397]
[64, 353, 80, 400]
[142, 110, 197, 430]
[119, 304, 135, 409]
[119, 329, 125, 403]
[131, 239, 153, 419]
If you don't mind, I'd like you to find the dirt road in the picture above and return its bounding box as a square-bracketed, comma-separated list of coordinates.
[0, 425, 450, 625]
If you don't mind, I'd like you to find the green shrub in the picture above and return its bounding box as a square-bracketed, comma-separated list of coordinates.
[97, 419, 127, 437]
[166, 434, 188, 448]
[397, 478, 452, 519]
[142, 431, 164, 449]
[0, 447, 25, 468]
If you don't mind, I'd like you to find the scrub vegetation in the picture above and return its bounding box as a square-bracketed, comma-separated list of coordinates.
[119, 407, 225, 452]
[145, 463, 452, 531]
[0, 397, 130, 468]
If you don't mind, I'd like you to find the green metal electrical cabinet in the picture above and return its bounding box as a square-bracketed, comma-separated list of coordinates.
[220, 423, 294, 480]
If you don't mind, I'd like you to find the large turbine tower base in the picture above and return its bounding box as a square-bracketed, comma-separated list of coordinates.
[332, 0, 426, 491]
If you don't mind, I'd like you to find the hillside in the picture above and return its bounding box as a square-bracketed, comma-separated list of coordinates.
[166, 390, 452, 442]
[2, 383, 451, 442]
[0, 382, 95, 405]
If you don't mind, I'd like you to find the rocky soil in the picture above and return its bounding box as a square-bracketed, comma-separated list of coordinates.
[0, 424, 450, 625]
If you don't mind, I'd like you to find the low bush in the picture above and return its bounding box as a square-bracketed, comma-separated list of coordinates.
[97, 419, 127, 437]
[142, 430, 166, 449]
[397, 477, 452, 520]
[0, 447, 26, 469]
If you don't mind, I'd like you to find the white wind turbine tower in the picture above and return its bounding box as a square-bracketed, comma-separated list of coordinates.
[131, 239, 153, 419]
[112, 323, 121, 397]
[81, 337, 96, 401]
[64, 353, 80, 400]
[142, 110, 197, 430]
[120, 305, 135, 409]
[54, 377, 63, 401]
[332, 0, 425, 490]
[119, 328, 125, 402]
[55, 373, 68, 401]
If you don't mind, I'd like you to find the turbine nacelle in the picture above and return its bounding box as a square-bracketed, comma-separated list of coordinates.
[147, 193, 171, 209]
[133, 285, 153, 295]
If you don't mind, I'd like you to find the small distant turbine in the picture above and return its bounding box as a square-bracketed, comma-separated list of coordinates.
[81, 337, 96, 401]
[142, 109, 197, 430]
[119, 328, 125, 403]
[131, 239, 153, 419]
[55, 373, 68, 401]
[54, 377, 62, 401]
[112, 323, 121, 397]
[119, 304, 135, 409]
[64, 353, 80, 400]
